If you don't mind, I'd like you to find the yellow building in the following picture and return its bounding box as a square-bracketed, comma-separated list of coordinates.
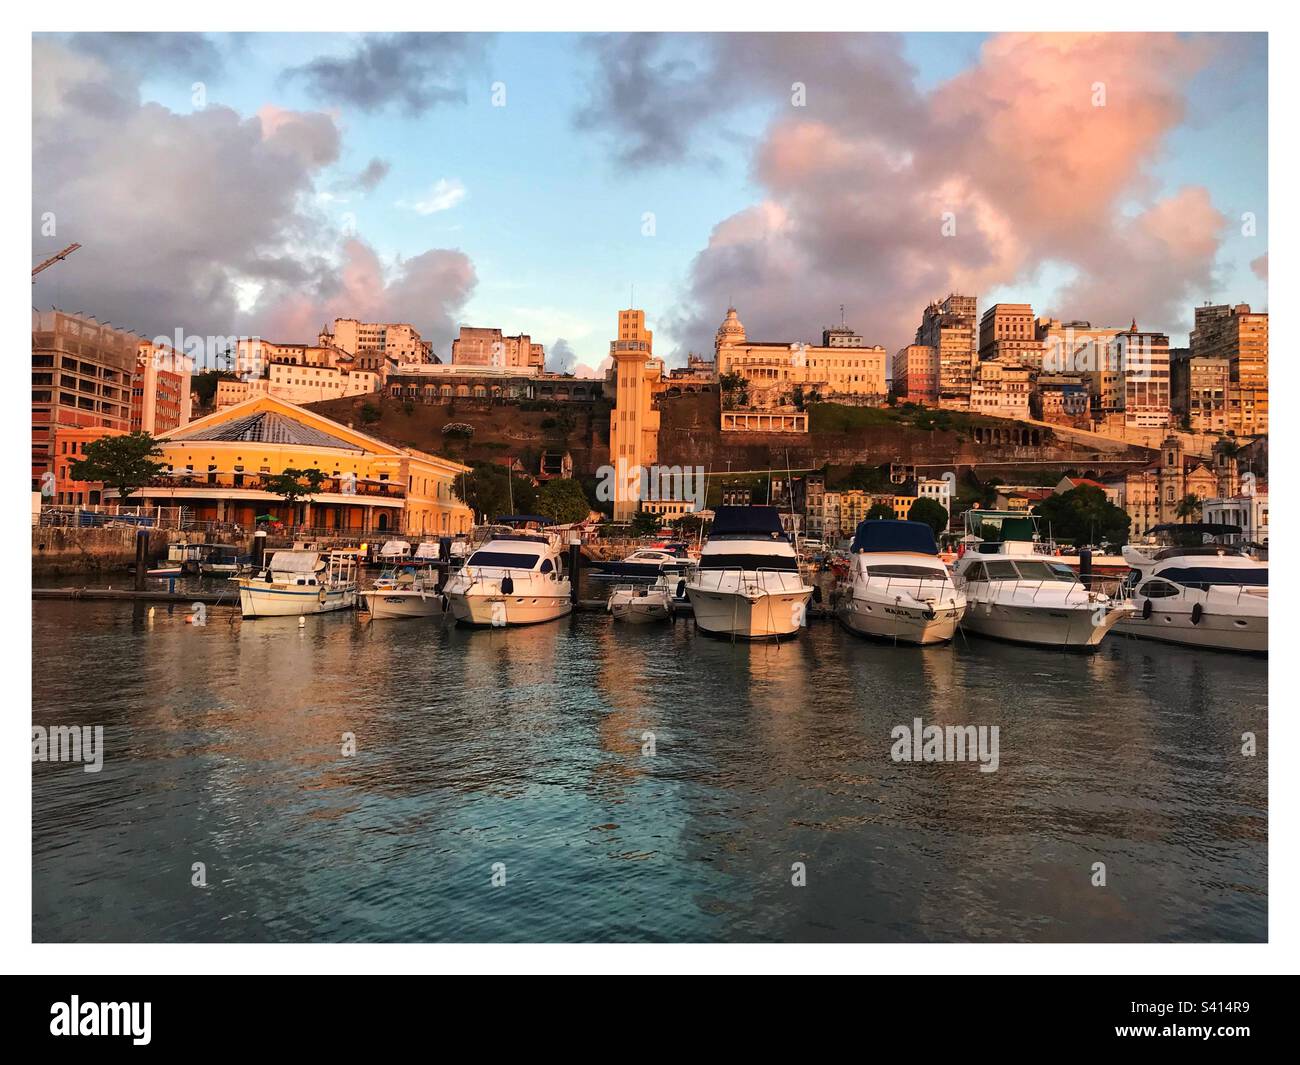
[714, 307, 887, 407]
[134, 395, 471, 535]
[607, 308, 664, 521]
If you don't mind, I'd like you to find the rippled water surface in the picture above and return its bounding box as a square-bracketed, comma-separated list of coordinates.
[32, 598, 1267, 942]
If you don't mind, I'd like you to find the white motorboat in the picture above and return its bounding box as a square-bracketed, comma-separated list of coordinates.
[442, 517, 572, 627]
[234, 550, 358, 618]
[835, 520, 966, 645]
[1118, 542, 1267, 654]
[607, 571, 690, 624]
[589, 544, 692, 581]
[952, 511, 1132, 651]
[685, 506, 813, 639]
[360, 542, 445, 620]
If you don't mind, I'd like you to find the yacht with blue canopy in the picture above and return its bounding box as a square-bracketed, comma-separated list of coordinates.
[685, 505, 813, 639]
[835, 520, 966, 645]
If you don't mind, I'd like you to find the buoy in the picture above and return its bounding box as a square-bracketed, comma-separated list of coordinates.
[298, 616, 306, 628]
[148, 607, 156, 619]
[1191, 602, 1203, 625]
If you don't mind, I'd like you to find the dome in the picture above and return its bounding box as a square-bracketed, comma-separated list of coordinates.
[715, 306, 747, 347]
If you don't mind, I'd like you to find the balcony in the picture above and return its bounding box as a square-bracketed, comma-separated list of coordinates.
[144, 473, 408, 500]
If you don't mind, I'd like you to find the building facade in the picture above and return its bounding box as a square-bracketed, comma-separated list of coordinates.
[450, 326, 545, 370]
[32, 310, 141, 490]
[916, 294, 977, 409]
[1190, 304, 1268, 434]
[891, 344, 939, 404]
[714, 307, 887, 408]
[136, 395, 472, 535]
[607, 309, 663, 521]
[979, 303, 1045, 368]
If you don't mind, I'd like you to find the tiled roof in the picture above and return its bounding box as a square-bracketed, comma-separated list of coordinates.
[170, 411, 364, 451]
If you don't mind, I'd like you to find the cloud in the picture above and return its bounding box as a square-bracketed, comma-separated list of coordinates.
[582, 32, 1240, 354]
[32, 37, 476, 354]
[343, 157, 391, 193]
[400, 178, 466, 215]
[285, 33, 490, 116]
[1251, 253, 1268, 281]
[64, 31, 226, 79]
[548, 338, 577, 374]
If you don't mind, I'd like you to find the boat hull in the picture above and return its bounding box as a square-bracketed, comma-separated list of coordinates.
[446, 590, 572, 627]
[1117, 608, 1267, 654]
[361, 589, 446, 620]
[608, 589, 672, 623]
[686, 587, 812, 639]
[237, 582, 357, 618]
[837, 597, 963, 646]
[959, 600, 1129, 651]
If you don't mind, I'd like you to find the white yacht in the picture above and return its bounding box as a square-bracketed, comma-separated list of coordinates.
[589, 545, 692, 581]
[835, 520, 965, 645]
[235, 550, 358, 618]
[360, 541, 445, 620]
[685, 506, 813, 639]
[1118, 542, 1267, 654]
[952, 512, 1132, 651]
[442, 517, 572, 627]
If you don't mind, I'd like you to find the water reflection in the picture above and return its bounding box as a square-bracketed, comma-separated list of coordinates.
[32, 601, 1266, 943]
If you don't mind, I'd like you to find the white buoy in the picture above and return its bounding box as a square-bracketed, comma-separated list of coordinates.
[298, 616, 306, 628]
[148, 606, 156, 619]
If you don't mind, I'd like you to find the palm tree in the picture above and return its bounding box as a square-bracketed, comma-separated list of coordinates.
[1175, 493, 1202, 523]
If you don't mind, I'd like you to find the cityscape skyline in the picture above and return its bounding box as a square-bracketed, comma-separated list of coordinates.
[32, 32, 1268, 375]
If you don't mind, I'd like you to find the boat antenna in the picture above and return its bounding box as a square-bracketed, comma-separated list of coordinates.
[507, 458, 515, 515]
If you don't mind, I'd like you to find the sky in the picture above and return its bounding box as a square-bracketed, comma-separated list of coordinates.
[31, 32, 1267, 376]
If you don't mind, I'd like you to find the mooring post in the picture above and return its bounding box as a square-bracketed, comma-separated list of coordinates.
[252, 529, 267, 571]
[1079, 546, 1093, 591]
[569, 534, 581, 605]
[134, 527, 149, 590]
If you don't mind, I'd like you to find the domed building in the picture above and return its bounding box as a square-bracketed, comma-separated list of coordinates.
[715, 307, 747, 349]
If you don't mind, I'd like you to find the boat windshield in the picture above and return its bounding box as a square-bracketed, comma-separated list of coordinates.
[467, 550, 540, 570]
[1160, 566, 1268, 589]
[864, 564, 949, 579]
[1009, 560, 1079, 582]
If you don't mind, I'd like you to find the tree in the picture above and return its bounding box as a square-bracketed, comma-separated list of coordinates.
[537, 478, 592, 525]
[1175, 493, 1202, 523]
[461, 462, 537, 523]
[359, 402, 381, 424]
[1035, 485, 1130, 546]
[907, 496, 950, 536]
[631, 510, 662, 535]
[69, 431, 165, 508]
[262, 467, 327, 525]
[191, 369, 235, 409]
[865, 503, 895, 521]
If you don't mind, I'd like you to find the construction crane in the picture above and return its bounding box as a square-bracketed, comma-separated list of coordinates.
[32, 243, 81, 278]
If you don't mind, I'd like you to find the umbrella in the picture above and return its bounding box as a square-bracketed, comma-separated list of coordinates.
[255, 514, 278, 522]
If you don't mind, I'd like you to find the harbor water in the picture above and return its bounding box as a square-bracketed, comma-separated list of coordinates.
[32, 594, 1266, 942]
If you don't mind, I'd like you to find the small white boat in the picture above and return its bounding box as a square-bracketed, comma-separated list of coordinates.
[442, 518, 572, 627]
[234, 550, 358, 618]
[360, 546, 445, 620]
[952, 511, 1132, 651]
[590, 545, 692, 581]
[607, 571, 688, 623]
[835, 520, 965, 645]
[1118, 542, 1267, 654]
[686, 506, 813, 639]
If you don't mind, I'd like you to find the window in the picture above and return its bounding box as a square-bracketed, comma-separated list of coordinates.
[1139, 579, 1180, 599]
[983, 560, 1020, 580]
[467, 550, 540, 570]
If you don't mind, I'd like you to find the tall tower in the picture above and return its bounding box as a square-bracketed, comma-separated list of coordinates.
[607, 309, 661, 521]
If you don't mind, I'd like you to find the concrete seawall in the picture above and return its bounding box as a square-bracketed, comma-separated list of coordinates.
[32, 526, 247, 577]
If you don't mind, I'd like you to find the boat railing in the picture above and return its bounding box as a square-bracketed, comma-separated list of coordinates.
[692, 566, 808, 595]
[961, 574, 1128, 605]
[855, 573, 960, 606]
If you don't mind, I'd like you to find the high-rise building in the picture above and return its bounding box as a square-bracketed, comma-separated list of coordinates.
[1115, 323, 1171, 429]
[324, 319, 434, 363]
[1190, 304, 1267, 434]
[978, 303, 1045, 368]
[891, 344, 939, 404]
[31, 310, 141, 489]
[916, 294, 977, 409]
[1170, 348, 1229, 433]
[131, 341, 193, 435]
[450, 327, 544, 370]
[607, 309, 663, 521]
